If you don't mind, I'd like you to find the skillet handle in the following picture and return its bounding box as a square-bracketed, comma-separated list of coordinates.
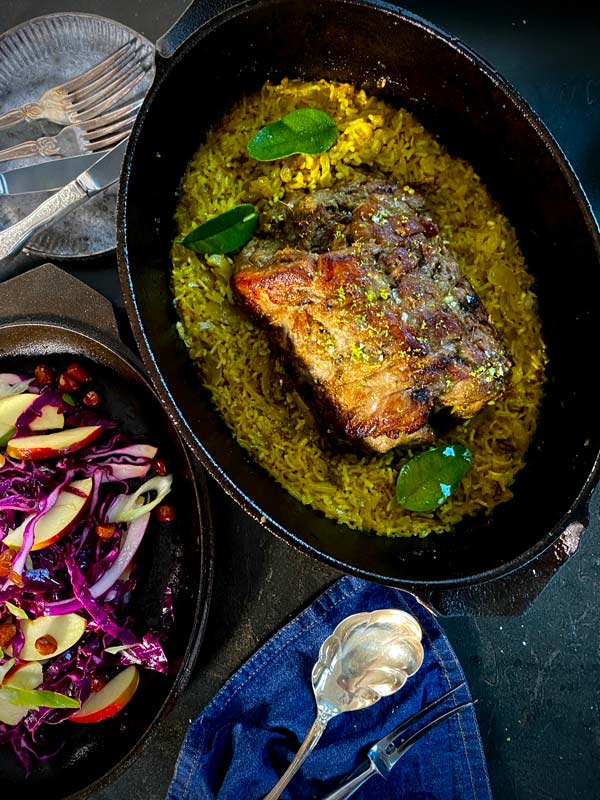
[157, 0, 246, 59]
[0, 262, 120, 341]
[411, 517, 589, 618]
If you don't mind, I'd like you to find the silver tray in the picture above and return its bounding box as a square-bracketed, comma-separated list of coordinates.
[0, 13, 154, 259]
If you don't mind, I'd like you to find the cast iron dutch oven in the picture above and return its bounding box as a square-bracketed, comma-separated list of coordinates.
[118, 0, 600, 589]
[0, 265, 212, 799]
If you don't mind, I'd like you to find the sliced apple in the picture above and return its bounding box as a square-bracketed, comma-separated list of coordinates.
[0, 393, 65, 439]
[0, 394, 35, 438]
[3, 478, 93, 551]
[12, 613, 87, 661]
[69, 666, 139, 723]
[29, 404, 64, 432]
[6, 425, 102, 460]
[0, 662, 43, 725]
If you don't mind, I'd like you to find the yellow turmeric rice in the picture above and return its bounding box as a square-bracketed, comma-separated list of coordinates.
[170, 79, 547, 537]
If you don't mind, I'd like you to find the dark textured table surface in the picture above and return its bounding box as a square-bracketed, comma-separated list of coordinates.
[1, 3, 599, 799]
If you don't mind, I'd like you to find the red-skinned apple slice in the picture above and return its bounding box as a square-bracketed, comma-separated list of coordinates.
[69, 666, 139, 723]
[9, 613, 87, 661]
[3, 478, 93, 551]
[0, 662, 43, 725]
[6, 425, 102, 460]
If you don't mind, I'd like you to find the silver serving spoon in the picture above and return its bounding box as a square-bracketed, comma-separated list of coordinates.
[263, 608, 425, 800]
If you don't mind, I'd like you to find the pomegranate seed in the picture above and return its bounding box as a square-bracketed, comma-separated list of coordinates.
[154, 504, 176, 523]
[35, 634, 58, 656]
[0, 623, 17, 648]
[34, 363, 54, 386]
[0, 550, 14, 578]
[96, 523, 116, 540]
[58, 373, 80, 392]
[7, 570, 23, 588]
[152, 457, 168, 476]
[66, 362, 92, 383]
[82, 390, 101, 407]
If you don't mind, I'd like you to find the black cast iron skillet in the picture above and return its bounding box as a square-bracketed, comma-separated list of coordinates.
[118, 0, 600, 589]
[0, 264, 213, 799]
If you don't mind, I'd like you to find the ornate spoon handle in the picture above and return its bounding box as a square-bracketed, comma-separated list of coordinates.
[263, 709, 334, 800]
[0, 179, 88, 260]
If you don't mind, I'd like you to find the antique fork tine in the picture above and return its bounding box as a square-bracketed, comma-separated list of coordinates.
[0, 101, 141, 163]
[0, 41, 141, 129]
[78, 100, 142, 134]
[78, 105, 140, 151]
[68, 57, 146, 117]
[66, 48, 140, 104]
[377, 682, 466, 738]
[54, 41, 136, 95]
[390, 699, 476, 759]
[71, 70, 147, 122]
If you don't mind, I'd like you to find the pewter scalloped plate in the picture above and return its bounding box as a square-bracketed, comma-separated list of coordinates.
[0, 13, 155, 259]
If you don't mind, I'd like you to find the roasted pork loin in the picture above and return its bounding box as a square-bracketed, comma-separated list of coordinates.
[231, 179, 510, 453]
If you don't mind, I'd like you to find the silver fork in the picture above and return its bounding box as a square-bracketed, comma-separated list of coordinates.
[0, 101, 142, 163]
[322, 685, 474, 800]
[0, 40, 151, 130]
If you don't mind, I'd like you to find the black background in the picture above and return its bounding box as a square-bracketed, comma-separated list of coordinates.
[1, 2, 600, 799]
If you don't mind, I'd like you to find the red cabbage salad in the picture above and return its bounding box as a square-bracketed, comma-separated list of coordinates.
[0, 364, 175, 771]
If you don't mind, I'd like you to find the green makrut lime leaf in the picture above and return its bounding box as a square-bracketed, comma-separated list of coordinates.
[0, 427, 15, 448]
[395, 444, 472, 513]
[181, 204, 258, 255]
[0, 686, 80, 710]
[247, 108, 338, 161]
[4, 601, 28, 620]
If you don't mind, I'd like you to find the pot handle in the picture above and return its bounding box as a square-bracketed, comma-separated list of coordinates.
[157, 0, 246, 59]
[0, 263, 120, 342]
[413, 515, 589, 618]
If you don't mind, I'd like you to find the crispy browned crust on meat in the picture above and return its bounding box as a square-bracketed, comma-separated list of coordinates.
[231, 180, 511, 453]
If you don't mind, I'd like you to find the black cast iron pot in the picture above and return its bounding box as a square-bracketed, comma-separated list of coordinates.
[118, 0, 600, 590]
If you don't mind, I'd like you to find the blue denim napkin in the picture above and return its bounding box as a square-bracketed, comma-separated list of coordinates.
[167, 576, 492, 800]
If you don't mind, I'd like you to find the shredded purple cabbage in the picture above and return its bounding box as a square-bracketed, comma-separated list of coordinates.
[115, 633, 168, 674]
[0, 369, 174, 772]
